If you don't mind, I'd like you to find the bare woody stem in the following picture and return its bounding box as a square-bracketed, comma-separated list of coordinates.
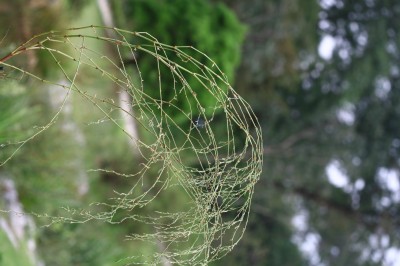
[0, 47, 27, 63]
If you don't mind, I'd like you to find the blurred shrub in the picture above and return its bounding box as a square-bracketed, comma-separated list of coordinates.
[121, 0, 246, 123]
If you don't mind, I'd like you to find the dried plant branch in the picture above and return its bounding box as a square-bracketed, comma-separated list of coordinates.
[0, 25, 263, 265]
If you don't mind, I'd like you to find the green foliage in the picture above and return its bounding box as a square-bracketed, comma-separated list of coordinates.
[37, 222, 124, 266]
[0, 71, 83, 216]
[122, 0, 245, 123]
[216, 211, 306, 266]
[0, 81, 30, 142]
[209, 0, 400, 265]
[124, 0, 244, 79]
[0, 230, 33, 266]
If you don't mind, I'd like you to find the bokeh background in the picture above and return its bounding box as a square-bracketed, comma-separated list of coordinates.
[1, 0, 400, 265]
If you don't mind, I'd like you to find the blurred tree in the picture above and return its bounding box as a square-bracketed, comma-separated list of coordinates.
[213, 0, 400, 265]
[116, 0, 245, 124]
[313, 1, 400, 264]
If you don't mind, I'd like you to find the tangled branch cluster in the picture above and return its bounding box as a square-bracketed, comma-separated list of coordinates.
[0, 26, 263, 265]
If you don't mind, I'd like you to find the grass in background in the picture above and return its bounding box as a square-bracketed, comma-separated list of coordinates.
[0, 230, 33, 266]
